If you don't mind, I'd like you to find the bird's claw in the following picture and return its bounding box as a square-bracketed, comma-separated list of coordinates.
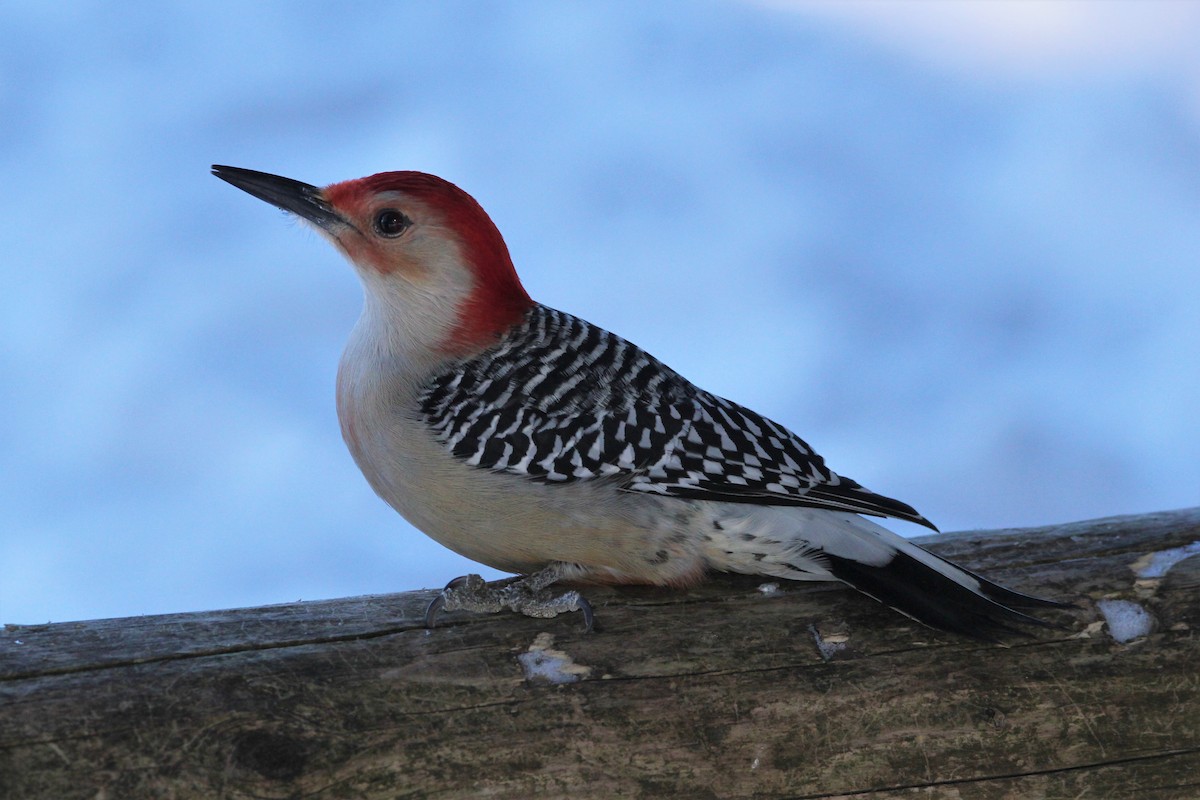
[424, 571, 595, 632]
[423, 594, 446, 629]
[578, 595, 595, 633]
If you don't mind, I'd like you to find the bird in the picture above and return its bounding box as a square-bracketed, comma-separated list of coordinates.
[212, 165, 1064, 641]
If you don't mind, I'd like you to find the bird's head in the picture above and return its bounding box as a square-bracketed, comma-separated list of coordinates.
[212, 166, 533, 355]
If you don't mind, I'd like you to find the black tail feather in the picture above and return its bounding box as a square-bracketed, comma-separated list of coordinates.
[970, 571, 1076, 611]
[823, 548, 1063, 642]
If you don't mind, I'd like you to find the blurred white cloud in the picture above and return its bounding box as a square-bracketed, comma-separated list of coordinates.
[763, 0, 1200, 83]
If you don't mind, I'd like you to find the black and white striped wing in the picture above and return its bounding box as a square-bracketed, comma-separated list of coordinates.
[627, 393, 935, 528]
[419, 305, 934, 529]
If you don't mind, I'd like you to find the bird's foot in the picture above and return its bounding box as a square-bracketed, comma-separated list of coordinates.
[424, 565, 595, 632]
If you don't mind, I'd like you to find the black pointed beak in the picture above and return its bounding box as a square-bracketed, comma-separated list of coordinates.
[212, 165, 347, 231]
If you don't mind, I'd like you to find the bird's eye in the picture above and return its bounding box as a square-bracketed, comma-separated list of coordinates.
[373, 209, 410, 238]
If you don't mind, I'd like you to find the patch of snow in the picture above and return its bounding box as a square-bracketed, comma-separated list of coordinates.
[517, 632, 592, 685]
[1096, 599, 1154, 643]
[808, 623, 850, 660]
[1133, 541, 1200, 579]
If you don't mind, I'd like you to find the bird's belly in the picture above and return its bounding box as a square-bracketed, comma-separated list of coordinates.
[342, 401, 706, 583]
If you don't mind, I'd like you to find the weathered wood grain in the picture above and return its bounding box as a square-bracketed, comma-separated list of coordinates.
[2, 507, 1198, 799]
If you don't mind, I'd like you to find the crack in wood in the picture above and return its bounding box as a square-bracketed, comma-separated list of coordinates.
[0, 625, 426, 682]
[788, 748, 1200, 798]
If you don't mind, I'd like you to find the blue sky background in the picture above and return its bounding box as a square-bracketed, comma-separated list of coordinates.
[3, 1, 1198, 624]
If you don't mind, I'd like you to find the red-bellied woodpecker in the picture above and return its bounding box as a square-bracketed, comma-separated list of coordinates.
[212, 165, 1065, 640]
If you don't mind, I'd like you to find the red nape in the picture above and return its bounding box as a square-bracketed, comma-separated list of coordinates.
[325, 172, 534, 352]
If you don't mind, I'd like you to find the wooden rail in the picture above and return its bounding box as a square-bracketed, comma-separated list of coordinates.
[2, 508, 1199, 798]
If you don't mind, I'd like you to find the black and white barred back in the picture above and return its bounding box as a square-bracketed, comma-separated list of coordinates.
[419, 305, 934, 528]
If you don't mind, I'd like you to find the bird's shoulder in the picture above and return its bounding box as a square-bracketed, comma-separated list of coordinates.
[420, 304, 695, 420]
